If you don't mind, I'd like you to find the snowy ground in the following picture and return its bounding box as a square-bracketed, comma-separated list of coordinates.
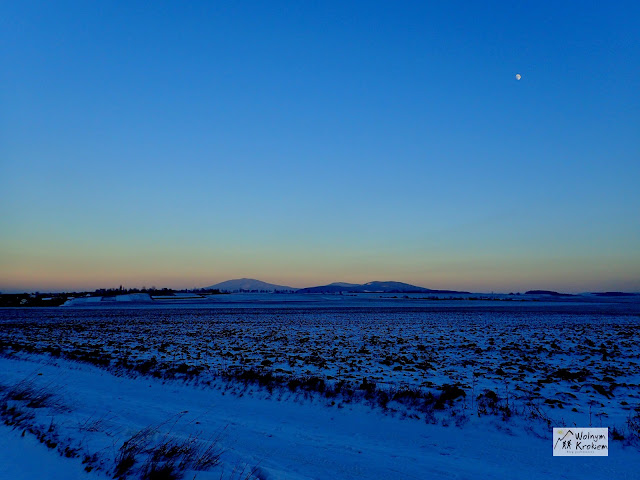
[1, 353, 638, 479]
[0, 423, 109, 480]
[2, 306, 639, 428]
[0, 301, 639, 478]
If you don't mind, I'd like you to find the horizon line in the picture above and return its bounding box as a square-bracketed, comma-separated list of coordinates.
[1, 276, 638, 296]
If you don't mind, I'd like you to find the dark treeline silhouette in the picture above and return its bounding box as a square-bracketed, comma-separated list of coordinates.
[95, 286, 175, 296]
[0, 286, 225, 307]
[95, 286, 223, 296]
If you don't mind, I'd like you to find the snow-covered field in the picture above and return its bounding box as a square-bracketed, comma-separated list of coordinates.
[1, 298, 639, 478]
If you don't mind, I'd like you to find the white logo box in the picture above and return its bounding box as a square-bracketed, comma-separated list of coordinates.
[553, 428, 608, 456]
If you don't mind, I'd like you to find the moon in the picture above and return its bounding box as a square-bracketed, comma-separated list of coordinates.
[515, 73, 522, 80]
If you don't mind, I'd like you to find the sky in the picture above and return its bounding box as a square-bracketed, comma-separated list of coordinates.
[1, 1, 639, 293]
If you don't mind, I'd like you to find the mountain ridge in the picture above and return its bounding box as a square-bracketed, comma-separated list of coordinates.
[204, 278, 297, 292]
[297, 280, 468, 294]
[204, 278, 468, 294]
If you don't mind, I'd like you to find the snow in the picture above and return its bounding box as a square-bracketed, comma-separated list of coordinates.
[0, 352, 638, 479]
[61, 296, 104, 306]
[1, 299, 638, 478]
[4, 306, 638, 429]
[0, 424, 109, 480]
[62, 294, 152, 306]
[115, 294, 153, 302]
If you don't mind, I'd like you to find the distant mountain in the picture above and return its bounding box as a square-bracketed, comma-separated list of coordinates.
[524, 290, 574, 296]
[590, 291, 638, 297]
[296, 280, 467, 294]
[359, 281, 432, 292]
[296, 284, 354, 294]
[204, 278, 297, 292]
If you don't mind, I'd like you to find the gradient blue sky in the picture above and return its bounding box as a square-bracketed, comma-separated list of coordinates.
[1, 1, 639, 293]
